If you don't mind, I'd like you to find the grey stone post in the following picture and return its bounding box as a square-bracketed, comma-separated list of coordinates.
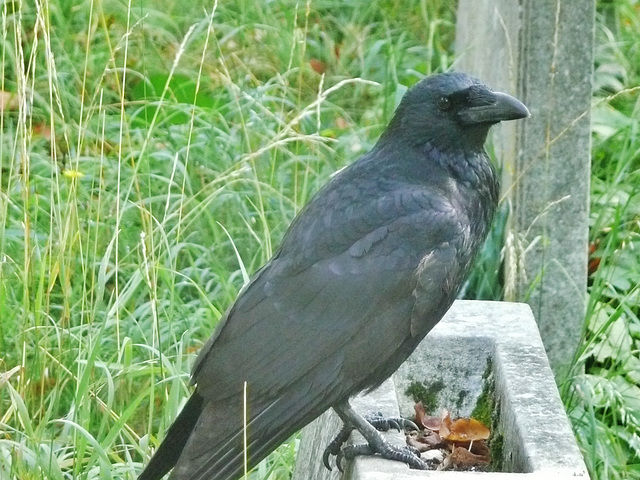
[455, 0, 595, 376]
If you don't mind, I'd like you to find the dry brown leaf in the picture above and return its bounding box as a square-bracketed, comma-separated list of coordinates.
[32, 123, 52, 140]
[439, 414, 489, 442]
[414, 401, 427, 428]
[446, 445, 490, 469]
[409, 403, 493, 471]
[421, 408, 445, 431]
[424, 415, 444, 431]
[334, 43, 341, 59]
[309, 59, 327, 74]
[406, 433, 431, 452]
[438, 409, 453, 438]
[469, 440, 490, 457]
[408, 429, 444, 449]
[414, 402, 445, 431]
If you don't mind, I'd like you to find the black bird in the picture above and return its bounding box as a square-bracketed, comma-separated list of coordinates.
[139, 72, 529, 480]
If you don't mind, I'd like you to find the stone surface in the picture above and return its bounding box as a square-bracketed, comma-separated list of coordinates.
[293, 404, 343, 480]
[293, 378, 407, 480]
[294, 301, 588, 479]
[455, 0, 595, 376]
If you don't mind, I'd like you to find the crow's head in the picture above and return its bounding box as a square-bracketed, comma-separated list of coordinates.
[381, 72, 529, 151]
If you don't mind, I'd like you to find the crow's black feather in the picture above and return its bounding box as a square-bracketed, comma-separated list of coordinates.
[138, 72, 529, 480]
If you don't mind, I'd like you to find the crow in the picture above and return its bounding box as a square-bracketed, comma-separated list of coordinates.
[138, 72, 529, 480]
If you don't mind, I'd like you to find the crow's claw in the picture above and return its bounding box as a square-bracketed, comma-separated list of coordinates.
[324, 408, 426, 471]
[365, 413, 418, 432]
[341, 441, 427, 470]
[337, 444, 372, 472]
[323, 425, 353, 471]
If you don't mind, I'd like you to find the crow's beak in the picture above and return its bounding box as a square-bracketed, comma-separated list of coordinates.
[458, 91, 530, 125]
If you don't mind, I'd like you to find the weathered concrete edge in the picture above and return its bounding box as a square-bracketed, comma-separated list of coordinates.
[401, 301, 587, 477]
[395, 301, 586, 477]
[347, 471, 582, 480]
[294, 301, 588, 479]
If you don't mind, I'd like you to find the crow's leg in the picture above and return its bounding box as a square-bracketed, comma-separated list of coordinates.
[322, 411, 418, 470]
[323, 401, 427, 472]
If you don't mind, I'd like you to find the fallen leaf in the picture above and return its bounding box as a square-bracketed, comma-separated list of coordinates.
[309, 58, 327, 75]
[423, 415, 444, 431]
[438, 409, 453, 438]
[406, 430, 444, 450]
[446, 445, 490, 469]
[588, 257, 601, 275]
[334, 43, 341, 59]
[414, 403, 444, 431]
[414, 401, 427, 428]
[469, 440, 490, 457]
[32, 123, 52, 139]
[408, 403, 493, 471]
[439, 413, 489, 442]
[406, 433, 431, 452]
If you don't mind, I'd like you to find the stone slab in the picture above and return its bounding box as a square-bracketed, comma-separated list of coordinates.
[293, 301, 588, 479]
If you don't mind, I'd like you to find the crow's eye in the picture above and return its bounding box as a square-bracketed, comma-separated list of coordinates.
[438, 96, 451, 111]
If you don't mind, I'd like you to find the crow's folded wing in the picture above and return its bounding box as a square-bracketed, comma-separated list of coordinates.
[191, 177, 467, 402]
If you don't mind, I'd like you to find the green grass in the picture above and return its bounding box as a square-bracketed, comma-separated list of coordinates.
[0, 0, 639, 479]
[0, 0, 454, 478]
[562, 2, 640, 477]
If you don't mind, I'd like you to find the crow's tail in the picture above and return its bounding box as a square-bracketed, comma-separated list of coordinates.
[167, 387, 328, 480]
[138, 392, 205, 480]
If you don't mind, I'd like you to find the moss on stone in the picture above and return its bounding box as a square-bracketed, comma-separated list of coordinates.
[471, 358, 504, 472]
[471, 385, 492, 427]
[471, 358, 494, 426]
[490, 431, 504, 472]
[405, 379, 445, 414]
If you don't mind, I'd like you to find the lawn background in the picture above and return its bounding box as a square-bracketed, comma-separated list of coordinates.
[0, 0, 639, 478]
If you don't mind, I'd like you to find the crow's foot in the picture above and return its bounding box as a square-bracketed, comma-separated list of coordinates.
[322, 403, 427, 472]
[323, 424, 352, 470]
[337, 442, 425, 472]
[365, 411, 419, 432]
